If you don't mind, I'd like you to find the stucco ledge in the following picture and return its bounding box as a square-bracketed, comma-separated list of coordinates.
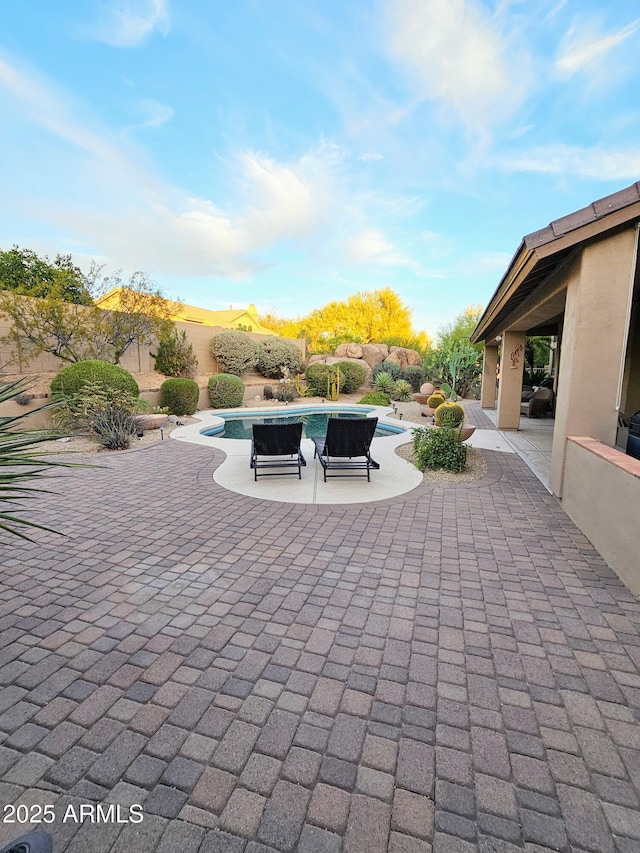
[567, 436, 640, 481]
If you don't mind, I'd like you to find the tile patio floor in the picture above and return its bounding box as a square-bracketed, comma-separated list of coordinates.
[2, 405, 640, 852]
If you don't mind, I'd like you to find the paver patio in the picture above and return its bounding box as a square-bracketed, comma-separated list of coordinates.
[2, 403, 640, 852]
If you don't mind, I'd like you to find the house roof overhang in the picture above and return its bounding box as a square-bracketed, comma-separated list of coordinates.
[471, 181, 640, 345]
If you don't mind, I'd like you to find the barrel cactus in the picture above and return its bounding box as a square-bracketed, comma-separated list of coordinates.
[434, 401, 465, 427]
[427, 393, 446, 409]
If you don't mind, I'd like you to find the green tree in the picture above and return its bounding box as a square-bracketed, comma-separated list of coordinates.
[0, 246, 92, 305]
[425, 305, 484, 398]
[0, 262, 178, 367]
[437, 304, 484, 353]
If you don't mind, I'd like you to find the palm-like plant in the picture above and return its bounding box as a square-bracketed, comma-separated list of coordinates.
[1, 378, 73, 540]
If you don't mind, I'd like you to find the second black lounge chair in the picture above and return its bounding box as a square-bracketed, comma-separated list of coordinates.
[250, 421, 306, 480]
[312, 416, 380, 482]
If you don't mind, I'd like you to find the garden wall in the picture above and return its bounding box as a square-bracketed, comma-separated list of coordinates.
[0, 296, 305, 421]
[562, 437, 640, 596]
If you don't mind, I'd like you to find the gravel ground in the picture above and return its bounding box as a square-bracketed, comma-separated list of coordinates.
[34, 417, 198, 457]
[390, 399, 489, 484]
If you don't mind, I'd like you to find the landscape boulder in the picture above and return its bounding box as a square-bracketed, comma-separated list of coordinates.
[335, 342, 364, 359]
[386, 346, 423, 370]
[360, 343, 389, 370]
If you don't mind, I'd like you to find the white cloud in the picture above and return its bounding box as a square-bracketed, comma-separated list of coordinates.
[359, 152, 384, 162]
[555, 17, 640, 78]
[0, 55, 345, 278]
[385, 0, 530, 130]
[80, 0, 170, 48]
[136, 98, 174, 128]
[347, 228, 396, 263]
[499, 144, 640, 180]
[345, 228, 425, 274]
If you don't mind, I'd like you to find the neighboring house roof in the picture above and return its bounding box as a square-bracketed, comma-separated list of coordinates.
[95, 289, 277, 336]
[471, 181, 640, 343]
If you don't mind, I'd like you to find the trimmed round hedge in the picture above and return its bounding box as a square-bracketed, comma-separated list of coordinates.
[160, 378, 200, 415]
[402, 365, 425, 392]
[210, 331, 259, 376]
[334, 361, 367, 394]
[373, 360, 402, 380]
[304, 364, 343, 397]
[50, 360, 139, 400]
[256, 338, 302, 378]
[208, 374, 244, 408]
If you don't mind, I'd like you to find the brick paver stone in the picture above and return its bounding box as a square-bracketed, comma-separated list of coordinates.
[2, 438, 640, 853]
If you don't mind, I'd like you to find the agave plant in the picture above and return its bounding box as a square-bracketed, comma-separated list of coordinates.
[391, 379, 413, 402]
[373, 371, 395, 395]
[1, 379, 74, 540]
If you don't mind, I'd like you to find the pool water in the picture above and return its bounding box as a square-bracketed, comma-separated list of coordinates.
[204, 411, 401, 440]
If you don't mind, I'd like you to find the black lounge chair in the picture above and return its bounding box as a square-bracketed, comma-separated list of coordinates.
[312, 416, 380, 481]
[250, 421, 306, 480]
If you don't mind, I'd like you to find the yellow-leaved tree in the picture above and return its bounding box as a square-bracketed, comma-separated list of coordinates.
[260, 287, 431, 354]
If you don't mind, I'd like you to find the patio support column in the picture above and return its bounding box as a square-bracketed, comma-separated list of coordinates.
[496, 330, 526, 429]
[481, 344, 498, 408]
[550, 227, 639, 497]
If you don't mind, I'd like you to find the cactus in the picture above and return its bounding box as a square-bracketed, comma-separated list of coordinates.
[326, 368, 341, 401]
[434, 401, 465, 427]
[427, 393, 446, 409]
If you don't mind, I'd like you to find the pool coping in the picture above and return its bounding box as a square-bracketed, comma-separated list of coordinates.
[170, 404, 516, 505]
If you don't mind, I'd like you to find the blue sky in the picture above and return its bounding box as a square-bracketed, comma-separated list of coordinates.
[1, 0, 639, 338]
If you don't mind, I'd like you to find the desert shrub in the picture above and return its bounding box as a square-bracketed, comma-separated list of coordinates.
[210, 330, 259, 376]
[256, 338, 303, 378]
[274, 385, 297, 402]
[358, 392, 391, 406]
[51, 360, 139, 401]
[402, 365, 425, 392]
[152, 330, 198, 378]
[434, 402, 465, 427]
[391, 379, 413, 402]
[334, 361, 367, 394]
[373, 360, 402, 380]
[305, 364, 343, 397]
[373, 371, 395, 395]
[53, 380, 138, 431]
[160, 378, 200, 415]
[412, 425, 467, 473]
[208, 374, 244, 408]
[427, 393, 446, 409]
[90, 405, 138, 450]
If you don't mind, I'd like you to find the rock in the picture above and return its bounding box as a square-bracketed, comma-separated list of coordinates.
[134, 413, 169, 431]
[306, 354, 330, 366]
[420, 382, 435, 395]
[263, 385, 274, 399]
[360, 343, 389, 370]
[387, 346, 423, 370]
[335, 342, 364, 359]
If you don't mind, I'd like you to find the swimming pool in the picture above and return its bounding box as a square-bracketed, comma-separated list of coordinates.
[202, 406, 405, 440]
